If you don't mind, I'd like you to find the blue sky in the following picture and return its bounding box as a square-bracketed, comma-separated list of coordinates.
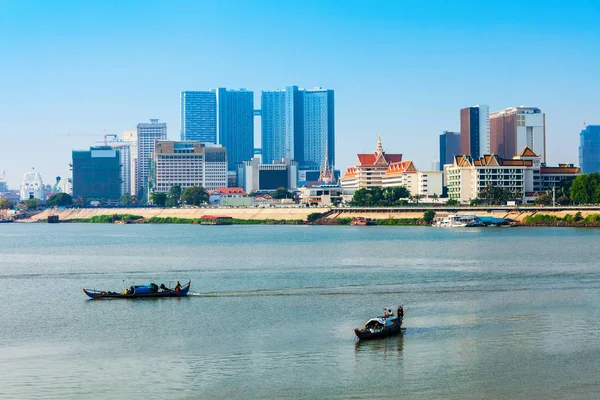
[1, 0, 599, 188]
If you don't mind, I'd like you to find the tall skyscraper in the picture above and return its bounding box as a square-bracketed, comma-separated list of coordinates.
[136, 119, 167, 198]
[180, 91, 217, 143]
[439, 131, 461, 171]
[216, 88, 254, 172]
[489, 106, 546, 162]
[460, 105, 489, 158]
[72, 147, 121, 203]
[579, 125, 600, 173]
[261, 86, 334, 172]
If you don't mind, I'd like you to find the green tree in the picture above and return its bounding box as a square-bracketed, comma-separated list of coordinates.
[432, 193, 439, 204]
[534, 193, 552, 206]
[0, 198, 14, 209]
[46, 193, 73, 207]
[150, 192, 167, 207]
[119, 193, 132, 206]
[74, 196, 86, 208]
[423, 210, 436, 224]
[445, 198, 460, 206]
[557, 194, 570, 205]
[470, 198, 481, 206]
[570, 173, 600, 204]
[24, 198, 39, 210]
[181, 186, 209, 206]
[167, 185, 182, 207]
[272, 187, 294, 200]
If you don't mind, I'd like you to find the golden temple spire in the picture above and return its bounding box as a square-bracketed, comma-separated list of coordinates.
[376, 132, 384, 154]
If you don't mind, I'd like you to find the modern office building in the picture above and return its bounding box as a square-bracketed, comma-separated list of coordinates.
[72, 146, 121, 203]
[0, 179, 7, 193]
[439, 131, 461, 170]
[108, 139, 132, 196]
[489, 106, 546, 162]
[236, 157, 298, 193]
[261, 86, 335, 172]
[460, 105, 489, 159]
[20, 170, 46, 202]
[150, 141, 227, 193]
[341, 136, 402, 189]
[445, 147, 579, 204]
[136, 119, 167, 198]
[180, 91, 217, 143]
[216, 88, 254, 172]
[579, 125, 600, 173]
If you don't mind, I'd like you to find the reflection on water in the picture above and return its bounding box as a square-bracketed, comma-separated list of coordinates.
[354, 330, 405, 358]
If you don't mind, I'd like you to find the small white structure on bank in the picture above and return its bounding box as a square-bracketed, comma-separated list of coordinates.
[20, 170, 46, 202]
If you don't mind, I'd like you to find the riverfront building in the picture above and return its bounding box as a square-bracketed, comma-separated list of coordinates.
[445, 147, 579, 204]
[579, 125, 600, 173]
[460, 105, 490, 159]
[490, 106, 546, 162]
[137, 119, 167, 198]
[72, 146, 121, 203]
[150, 141, 227, 193]
[20, 170, 46, 202]
[180, 91, 217, 143]
[261, 86, 335, 173]
[341, 136, 402, 189]
[382, 162, 443, 198]
[236, 157, 298, 194]
[439, 131, 461, 171]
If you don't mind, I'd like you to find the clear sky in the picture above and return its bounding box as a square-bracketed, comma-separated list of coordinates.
[1, 0, 599, 188]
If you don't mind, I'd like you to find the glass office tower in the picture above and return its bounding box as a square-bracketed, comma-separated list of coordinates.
[180, 91, 217, 143]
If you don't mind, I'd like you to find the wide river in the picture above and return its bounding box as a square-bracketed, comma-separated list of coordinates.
[1, 224, 599, 399]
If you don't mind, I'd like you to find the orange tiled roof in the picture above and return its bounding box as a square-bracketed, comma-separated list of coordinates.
[519, 146, 538, 157]
[540, 167, 580, 174]
[384, 161, 417, 175]
[216, 187, 247, 195]
[357, 152, 402, 166]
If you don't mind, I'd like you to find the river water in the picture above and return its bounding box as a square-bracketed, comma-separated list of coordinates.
[1, 224, 599, 399]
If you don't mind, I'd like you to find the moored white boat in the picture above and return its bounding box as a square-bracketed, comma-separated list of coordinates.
[433, 213, 482, 228]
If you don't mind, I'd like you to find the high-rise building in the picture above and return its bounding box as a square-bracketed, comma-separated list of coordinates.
[460, 105, 489, 159]
[150, 141, 227, 192]
[216, 88, 254, 172]
[137, 119, 167, 198]
[579, 125, 600, 173]
[180, 91, 217, 143]
[122, 130, 137, 196]
[439, 131, 461, 170]
[236, 157, 298, 194]
[489, 106, 546, 162]
[72, 147, 121, 203]
[261, 86, 334, 172]
[108, 140, 132, 196]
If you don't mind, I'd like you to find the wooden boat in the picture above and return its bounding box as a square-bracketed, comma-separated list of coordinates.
[350, 217, 375, 226]
[354, 306, 404, 340]
[82, 281, 191, 299]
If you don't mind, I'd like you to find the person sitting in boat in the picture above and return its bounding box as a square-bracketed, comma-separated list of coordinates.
[160, 283, 172, 292]
[175, 281, 181, 292]
[383, 307, 393, 318]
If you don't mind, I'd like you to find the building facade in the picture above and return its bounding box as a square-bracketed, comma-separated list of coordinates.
[216, 88, 254, 172]
[445, 147, 579, 204]
[490, 106, 546, 162]
[460, 105, 489, 159]
[382, 161, 443, 197]
[108, 140, 132, 196]
[136, 119, 167, 197]
[180, 91, 217, 143]
[236, 157, 298, 193]
[261, 86, 334, 172]
[439, 131, 461, 171]
[150, 141, 227, 193]
[20, 170, 46, 202]
[341, 136, 402, 189]
[579, 125, 600, 173]
[72, 147, 121, 202]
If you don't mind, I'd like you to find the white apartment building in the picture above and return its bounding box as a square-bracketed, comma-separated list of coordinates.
[137, 119, 167, 196]
[20, 170, 46, 202]
[122, 130, 137, 196]
[108, 140, 132, 196]
[445, 147, 579, 203]
[151, 141, 227, 193]
[382, 161, 443, 197]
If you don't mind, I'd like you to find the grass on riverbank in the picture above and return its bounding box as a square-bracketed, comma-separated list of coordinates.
[522, 212, 600, 226]
[70, 214, 144, 223]
[67, 214, 304, 225]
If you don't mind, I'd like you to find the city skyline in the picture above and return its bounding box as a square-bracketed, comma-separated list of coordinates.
[1, 0, 599, 188]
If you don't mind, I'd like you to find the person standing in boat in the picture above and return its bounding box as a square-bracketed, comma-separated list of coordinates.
[175, 281, 181, 292]
[397, 306, 404, 318]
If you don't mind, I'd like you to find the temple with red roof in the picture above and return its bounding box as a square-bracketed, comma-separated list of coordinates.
[341, 136, 403, 189]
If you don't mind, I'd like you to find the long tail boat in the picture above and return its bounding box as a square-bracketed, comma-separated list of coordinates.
[83, 281, 191, 299]
[354, 306, 404, 340]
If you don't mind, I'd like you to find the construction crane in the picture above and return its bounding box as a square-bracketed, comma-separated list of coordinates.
[55, 132, 119, 146]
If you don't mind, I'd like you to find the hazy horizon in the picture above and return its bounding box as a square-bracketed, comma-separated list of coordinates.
[1, 0, 599, 188]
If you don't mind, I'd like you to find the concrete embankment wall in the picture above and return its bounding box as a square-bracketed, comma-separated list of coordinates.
[25, 207, 600, 223]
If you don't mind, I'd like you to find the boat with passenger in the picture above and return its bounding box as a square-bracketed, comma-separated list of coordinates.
[433, 213, 482, 228]
[82, 281, 191, 299]
[354, 306, 404, 340]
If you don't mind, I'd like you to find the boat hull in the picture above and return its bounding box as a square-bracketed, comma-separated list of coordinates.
[354, 317, 403, 340]
[83, 281, 191, 299]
